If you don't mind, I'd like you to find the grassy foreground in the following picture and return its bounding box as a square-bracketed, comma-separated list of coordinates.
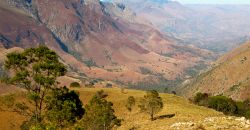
[0, 88, 227, 130]
[76, 88, 222, 130]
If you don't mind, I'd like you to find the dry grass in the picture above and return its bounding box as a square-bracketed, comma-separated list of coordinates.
[0, 88, 223, 130]
[0, 92, 28, 130]
[75, 88, 222, 130]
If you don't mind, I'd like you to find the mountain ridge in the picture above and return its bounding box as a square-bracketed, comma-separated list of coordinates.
[0, 0, 211, 90]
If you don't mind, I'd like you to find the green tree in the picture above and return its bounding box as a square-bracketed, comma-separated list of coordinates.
[126, 96, 135, 112]
[4, 46, 66, 125]
[45, 87, 85, 128]
[138, 90, 163, 121]
[80, 90, 121, 130]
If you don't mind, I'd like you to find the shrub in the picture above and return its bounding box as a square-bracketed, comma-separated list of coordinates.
[106, 83, 113, 88]
[208, 96, 238, 115]
[243, 99, 250, 109]
[163, 88, 169, 93]
[245, 110, 250, 119]
[70, 82, 81, 88]
[193, 92, 209, 106]
[172, 91, 177, 95]
[139, 67, 154, 75]
[126, 96, 136, 112]
[193, 94, 250, 118]
[236, 101, 248, 116]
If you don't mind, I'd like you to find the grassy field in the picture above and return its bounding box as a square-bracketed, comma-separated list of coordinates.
[76, 88, 223, 130]
[0, 88, 226, 130]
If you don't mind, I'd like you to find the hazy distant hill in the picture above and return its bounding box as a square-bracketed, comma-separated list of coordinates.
[113, 0, 250, 53]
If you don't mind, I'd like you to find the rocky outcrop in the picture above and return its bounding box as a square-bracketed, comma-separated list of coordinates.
[171, 116, 250, 130]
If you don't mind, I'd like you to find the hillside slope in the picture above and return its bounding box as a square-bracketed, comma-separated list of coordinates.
[181, 41, 250, 100]
[1, 88, 250, 130]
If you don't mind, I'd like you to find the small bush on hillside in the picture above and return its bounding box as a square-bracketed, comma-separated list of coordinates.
[243, 99, 250, 108]
[126, 96, 136, 112]
[208, 96, 238, 115]
[139, 67, 154, 75]
[245, 110, 250, 119]
[236, 101, 246, 115]
[70, 82, 81, 88]
[106, 83, 113, 88]
[172, 91, 177, 95]
[96, 89, 108, 98]
[193, 92, 209, 106]
[163, 87, 169, 93]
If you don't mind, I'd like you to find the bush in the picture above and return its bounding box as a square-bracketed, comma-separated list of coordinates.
[243, 99, 250, 109]
[126, 96, 136, 112]
[208, 96, 238, 115]
[193, 93, 250, 118]
[106, 83, 113, 88]
[193, 92, 209, 106]
[236, 101, 246, 115]
[245, 110, 250, 119]
[139, 67, 154, 75]
[70, 82, 81, 88]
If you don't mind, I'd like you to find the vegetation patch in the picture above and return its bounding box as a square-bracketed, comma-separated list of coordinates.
[83, 58, 98, 69]
[70, 82, 81, 88]
[192, 93, 250, 119]
[229, 84, 240, 91]
[139, 67, 155, 75]
[127, 77, 182, 93]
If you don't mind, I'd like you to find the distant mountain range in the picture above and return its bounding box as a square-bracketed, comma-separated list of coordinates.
[112, 0, 250, 53]
[1, 0, 250, 96]
[0, 0, 212, 90]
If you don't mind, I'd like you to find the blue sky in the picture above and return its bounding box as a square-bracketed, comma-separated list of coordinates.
[176, 0, 250, 4]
